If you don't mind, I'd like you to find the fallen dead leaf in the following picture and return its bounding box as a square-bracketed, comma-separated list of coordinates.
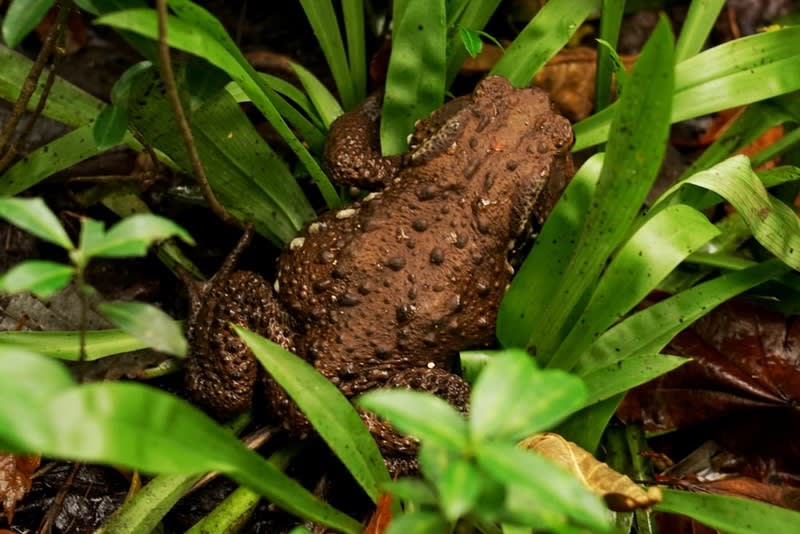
[0, 454, 40, 523]
[363, 493, 393, 534]
[519, 432, 662, 511]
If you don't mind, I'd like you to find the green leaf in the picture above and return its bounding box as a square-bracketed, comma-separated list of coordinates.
[477, 442, 612, 532]
[674, 0, 726, 62]
[0, 260, 74, 298]
[575, 260, 787, 375]
[385, 510, 448, 534]
[2, 0, 57, 49]
[83, 214, 194, 260]
[489, 0, 599, 87]
[93, 104, 130, 151]
[0, 327, 152, 361]
[95, 6, 340, 208]
[0, 125, 122, 197]
[594, 0, 625, 111]
[97, 301, 187, 357]
[580, 353, 689, 407]
[469, 349, 587, 442]
[549, 204, 720, 371]
[234, 326, 390, 502]
[535, 18, 675, 360]
[497, 154, 603, 348]
[445, 0, 502, 86]
[298, 0, 355, 109]
[126, 66, 315, 244]
[0, 349, 361, 534]
[185, 486, 260, 534]
[654, 155, 800, 270]
[655, 489, 800, 534]
[0, 45, 105, 128]
[437, 458, 482, 521]
[459, 27, 483, 57]
[0, 197, 74, 250]
[556, 394, 622, 453]
[380, 0, 446, 155]
[384, 478, 438, 506]
[342, 0, 366, 106]
[290, 61, 344, 128]
[357, 389, 469, 453]
[95, 473, 200, 534]
[574, 26, 800, 150]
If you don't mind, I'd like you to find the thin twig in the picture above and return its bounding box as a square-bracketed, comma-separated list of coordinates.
[0, 0, 73, 166]
[154, 0, 240, 228]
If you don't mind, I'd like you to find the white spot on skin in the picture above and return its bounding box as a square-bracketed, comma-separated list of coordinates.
[273, 279, 280, 293]
[363, 191, 382, 202]
[427, 362, 436, 369]
[289, 237, 305, 250]
[336, 208, 357, 219]
[308, 222, 325, 234]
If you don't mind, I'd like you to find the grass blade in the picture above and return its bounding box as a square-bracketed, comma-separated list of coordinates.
[234, 326, 390, 502]
[595, 0, 625, 111]
[380, 0, 447, 155]
[580, 353, 688, 407]
[342, 0, 366, 105]
[655, 489, 800, 534]
[674, 0, 726, 62]
[290, 61, 344, 128]
[550, 204, 720, 371]
[0, 327, 154, 361]
[489, 0, 599, 87]
[298, 0, 355, 109]
[535, 18, 675, 360]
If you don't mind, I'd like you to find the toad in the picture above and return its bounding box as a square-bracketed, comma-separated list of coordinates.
[184, 76, 573, 462]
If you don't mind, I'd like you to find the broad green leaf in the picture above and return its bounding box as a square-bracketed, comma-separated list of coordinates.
[459, 27, 484, 57]
[654, 156, 800, 270]
[0, 350, 361, 534]
[96, 473, 199, 534]
[655, 489, 800, 534]
[0, 197, 73, 250]
[290, 61, 344, 128]
[550, 204, 720, 371]
[126, 66, 315, 244]
[98, 301, 187, 357]
[489, 0, 599, 87]
[77, 218, 107, 268]
[0, 328, 151, 361]
[93, 104, 130, 151]
[0, 125, 126, 197]
[95, 7, 340, 208]
[575, 260, 787, 374]
[0, 260, 74, 298]
[574, 26, 800, 150]
[0, 46, 105, 127]
[235, 326, 390, 502]
[674, 0, 726, 62]
[298, 0, 355, 109]
[580, 353, 689, 407]
[470, 349, 586, 442]
[477, 443, 612, 532]
[84, 214, 194, 259]
[357, 389, 469, 453]
[2, 0, 57, 47]
[535, 18, 675, 360]
[497, 154, 603, 348]
[437, 458, 482, 521]
[385, 510, 448, 534]
[380, 0, 446, 155]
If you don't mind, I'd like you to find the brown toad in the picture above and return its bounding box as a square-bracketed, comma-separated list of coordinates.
[184, 76, 573, 452]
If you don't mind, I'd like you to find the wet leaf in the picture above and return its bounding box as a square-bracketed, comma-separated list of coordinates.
[619, 298, 800, 431]
[0, 454, 40, 523]
[519, 433, 662, 512]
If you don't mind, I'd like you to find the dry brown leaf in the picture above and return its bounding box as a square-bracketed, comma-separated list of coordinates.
[0, 454, 40, 523]
[519, 432, 662, 512]
[363, 493, 393, 534]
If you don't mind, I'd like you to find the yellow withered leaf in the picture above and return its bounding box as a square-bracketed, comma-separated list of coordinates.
[519, 432, 662, 512]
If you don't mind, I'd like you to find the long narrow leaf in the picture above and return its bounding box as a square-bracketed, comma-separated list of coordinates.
[0, 328, 152, 361]
[535, 18, 675, 361]
[489, 0, 599, 87]
[594, 0, 625, 111]
[342, 0, 366, 105]
[445, 0, 502, 86]
[234, 326, 390, 502]
[550, 204, 719, 371]
[580, 353, 689, 407]
[674, 0, 726, 62]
